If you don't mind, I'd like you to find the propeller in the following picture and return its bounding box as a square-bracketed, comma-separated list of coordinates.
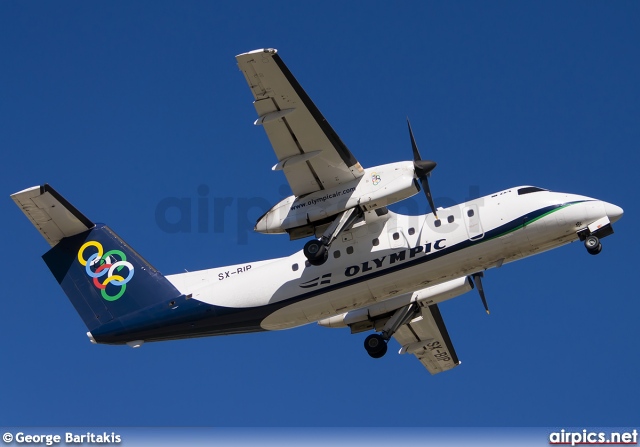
[471, 272, 490, 314]
[407, 118, 438, 219]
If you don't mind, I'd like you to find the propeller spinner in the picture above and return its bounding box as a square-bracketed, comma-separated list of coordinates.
[407, 119, 438, 219]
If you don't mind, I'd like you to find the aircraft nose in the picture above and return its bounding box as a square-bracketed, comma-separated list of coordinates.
[603, 201, 624, 223]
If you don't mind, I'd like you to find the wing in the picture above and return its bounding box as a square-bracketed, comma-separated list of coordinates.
[394, 303, 461, 375]
[236, 48, 364, 197]
[11, 184, 94, 246]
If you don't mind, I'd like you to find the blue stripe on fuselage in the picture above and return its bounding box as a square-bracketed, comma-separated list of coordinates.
[93, 201, 586, 344]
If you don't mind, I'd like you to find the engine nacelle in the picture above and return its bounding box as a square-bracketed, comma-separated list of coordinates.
[255, 161, 419, 238]
[318, 276, 474, 329]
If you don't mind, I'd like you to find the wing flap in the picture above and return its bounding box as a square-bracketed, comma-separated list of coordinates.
[393, 303, 460, 375]
[252, 97, 321, 194]
[11, 184, 94, 246]
[236, 49, 363, 196]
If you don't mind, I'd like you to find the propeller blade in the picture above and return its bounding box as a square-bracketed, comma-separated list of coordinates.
[472, 272, 490, 315]
[407, 118, 422, 161]
[407, 118, 438, 218]
[419, 177, 438, 220]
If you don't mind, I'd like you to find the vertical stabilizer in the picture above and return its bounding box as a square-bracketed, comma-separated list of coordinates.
[42, 224, 182, 332]
[12, 185, 184, 344]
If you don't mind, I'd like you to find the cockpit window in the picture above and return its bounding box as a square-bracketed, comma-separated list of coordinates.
[518, 186, 548, 195]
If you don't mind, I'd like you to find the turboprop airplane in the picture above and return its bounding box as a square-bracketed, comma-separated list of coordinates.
[11, 49, 623, 374]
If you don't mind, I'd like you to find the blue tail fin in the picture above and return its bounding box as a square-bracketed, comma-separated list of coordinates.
[12, 185, 187, 345]
[43, 224, 182, 332]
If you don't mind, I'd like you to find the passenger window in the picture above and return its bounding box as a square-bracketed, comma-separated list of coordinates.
[393, 232, 399, 240]
[372, 238, 379, 246]
[333, 250, 341, 259]
[408, 227, 415, 235]
[447, 215, 454, 223]
[467, 209, 474, 217]
[346, 246, 354, 255]
[305, 261, 310, 268]
[434, 219, 441, 227]
[292, 263, 298, 271]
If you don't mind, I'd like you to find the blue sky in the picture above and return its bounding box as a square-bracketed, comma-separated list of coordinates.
[1, 1, 638, 427]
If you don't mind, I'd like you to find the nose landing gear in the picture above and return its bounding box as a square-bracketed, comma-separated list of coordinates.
[578, 216, 615, 256]
[585, 235, 602, 255]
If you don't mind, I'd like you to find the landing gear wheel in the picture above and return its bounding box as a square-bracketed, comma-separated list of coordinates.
[588, 243, 602, 255]
[585, 235, 602, 255]
[304, 240, 328, 266]
[364, 334, 388, 359]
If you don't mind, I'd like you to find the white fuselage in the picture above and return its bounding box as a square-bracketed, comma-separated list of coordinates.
[166, 186, 621, 331]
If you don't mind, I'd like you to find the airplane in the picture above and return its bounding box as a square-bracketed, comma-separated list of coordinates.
[11, 48, 623, 375]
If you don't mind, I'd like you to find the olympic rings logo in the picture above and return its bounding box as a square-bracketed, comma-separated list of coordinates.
[77, 241, 135, 301]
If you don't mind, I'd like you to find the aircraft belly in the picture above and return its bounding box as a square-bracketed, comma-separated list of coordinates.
[261, 240, 505, 331]
[260, 282, 375, 330]
[365, 262, 435, 300]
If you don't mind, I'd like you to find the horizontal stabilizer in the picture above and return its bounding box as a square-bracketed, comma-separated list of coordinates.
[11, 184, 94, 246]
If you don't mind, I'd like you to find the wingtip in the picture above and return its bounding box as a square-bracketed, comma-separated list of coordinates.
[10, 185, 41, 198]
[236, 48, 278, 58]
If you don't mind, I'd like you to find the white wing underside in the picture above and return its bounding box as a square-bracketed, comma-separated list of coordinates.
[236, 49, 364, 197]
[393, 304, 460, 375]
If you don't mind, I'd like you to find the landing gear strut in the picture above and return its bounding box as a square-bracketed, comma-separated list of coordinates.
[364, 303, 421, 359]
[585, 235, 602, 255]
[303, 207, 362, 266]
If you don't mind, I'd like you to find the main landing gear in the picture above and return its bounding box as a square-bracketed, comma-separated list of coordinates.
[584, 235, 602, 255]
[303, 239, 328, 266]
[303, 207, 362, 266]
[363, 303, 421, 359]
[364, 334, 387, 358]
